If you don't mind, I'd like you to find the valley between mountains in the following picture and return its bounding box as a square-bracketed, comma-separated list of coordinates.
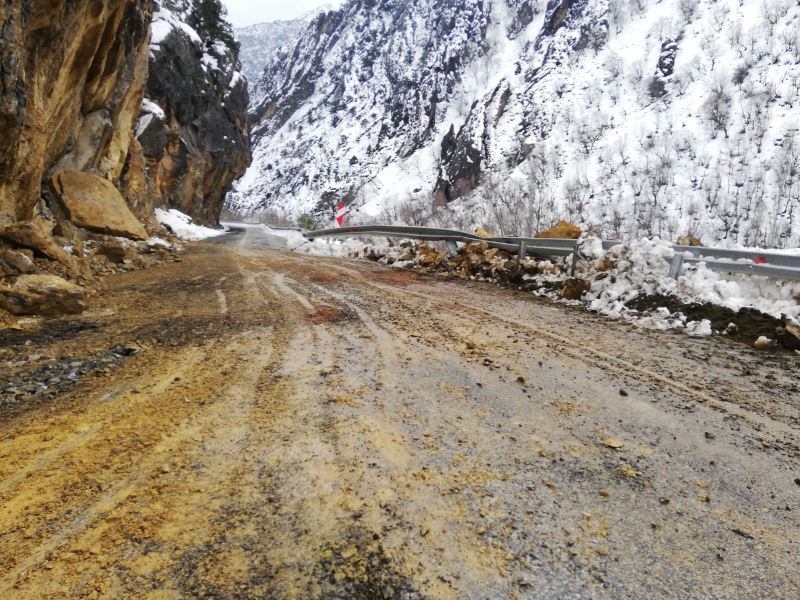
[1, 227, 798, 599]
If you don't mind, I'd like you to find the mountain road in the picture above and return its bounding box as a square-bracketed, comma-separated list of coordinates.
[0, 225, 798, 599]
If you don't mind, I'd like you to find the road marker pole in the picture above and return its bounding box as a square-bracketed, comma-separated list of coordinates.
[335, 203, 346, 228]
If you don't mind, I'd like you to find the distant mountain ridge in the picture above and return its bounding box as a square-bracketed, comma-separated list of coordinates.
[235, 5, 339, 86]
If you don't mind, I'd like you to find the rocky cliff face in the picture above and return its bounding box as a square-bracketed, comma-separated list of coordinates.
[128, 0, 252, 226]
[0, 0, 152, 223]
[0, 0, 251, 317]
[236, 0, 800, 248]
[0, 0, 249, 232]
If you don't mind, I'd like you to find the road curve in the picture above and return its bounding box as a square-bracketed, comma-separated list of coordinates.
[0, 231, 798, 599]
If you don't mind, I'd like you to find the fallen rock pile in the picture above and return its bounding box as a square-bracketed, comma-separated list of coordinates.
[0, 216, 182, 319]
[346, 235, 800, 352]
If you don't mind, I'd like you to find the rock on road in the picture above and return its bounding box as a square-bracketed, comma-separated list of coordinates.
[0, 224, 798, 599]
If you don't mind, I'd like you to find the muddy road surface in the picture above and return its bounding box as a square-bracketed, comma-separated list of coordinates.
[1, 225, 799, 599]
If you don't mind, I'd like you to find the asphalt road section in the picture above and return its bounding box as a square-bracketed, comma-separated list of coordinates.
[1, 228, 798, 599]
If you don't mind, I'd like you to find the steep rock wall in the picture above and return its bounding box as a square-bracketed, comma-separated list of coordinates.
[128, 0, 251, 226]
[0, 0, 152, 222]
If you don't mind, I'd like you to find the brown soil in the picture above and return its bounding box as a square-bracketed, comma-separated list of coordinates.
[628, 293, 785, 345]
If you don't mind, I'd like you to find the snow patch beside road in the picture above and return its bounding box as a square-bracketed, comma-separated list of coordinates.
[156, 209, 226, 241]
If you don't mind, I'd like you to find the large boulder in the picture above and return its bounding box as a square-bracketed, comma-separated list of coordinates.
[51, 171, 148, 240]
[0, 220, 76, 268]
[0, 275, 86, 316]
[95, 237, 137, 264]
[537, 220, 582, 239]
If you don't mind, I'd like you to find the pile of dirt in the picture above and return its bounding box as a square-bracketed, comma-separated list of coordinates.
[360, 240, 800, 352]
[626, 294, 798, 350]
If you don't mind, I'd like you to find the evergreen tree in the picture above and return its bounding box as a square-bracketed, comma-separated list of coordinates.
[191, 0, 237, 51]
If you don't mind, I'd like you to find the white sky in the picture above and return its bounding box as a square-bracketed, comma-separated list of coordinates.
[222, 0, 342, 27]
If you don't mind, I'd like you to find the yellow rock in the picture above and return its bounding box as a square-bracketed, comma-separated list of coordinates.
[51, 171, 148, 240]
[601, 438, 625, 449]
[537, 220, 582, 239]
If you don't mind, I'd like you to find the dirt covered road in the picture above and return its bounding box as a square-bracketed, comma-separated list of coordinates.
[1, 225, 799, 599]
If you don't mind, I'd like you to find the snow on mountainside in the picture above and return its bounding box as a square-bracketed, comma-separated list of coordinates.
[231, 0, 800, 249]
[235, 5, 341, 90]
[235, 20, 312, 85]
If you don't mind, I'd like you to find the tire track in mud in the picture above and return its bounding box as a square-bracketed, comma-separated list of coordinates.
[0, 334, 275, 596]
[1, 259, 288, 597]
[2, 241, 798, 599]
[317, 260, 800, 446]
[301, 280, 515, 598]
[289, 258, 800, 595]
[224, 267, 502, 597]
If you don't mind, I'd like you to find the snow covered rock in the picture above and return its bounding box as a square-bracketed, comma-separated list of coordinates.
[155, 209, 226, 241]
[129, 0, 252, 227]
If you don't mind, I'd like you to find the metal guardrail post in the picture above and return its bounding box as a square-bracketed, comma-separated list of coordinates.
[570, 251, 579, 276]
[446, 240, 459, 256]
[518, 240, 528, 262]
[668, 253, 685, 279]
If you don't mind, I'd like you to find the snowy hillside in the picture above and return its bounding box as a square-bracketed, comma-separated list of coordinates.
[235, 20, 311, 85]
[235, 5, 342, 93]
[231, 0, 800, 249]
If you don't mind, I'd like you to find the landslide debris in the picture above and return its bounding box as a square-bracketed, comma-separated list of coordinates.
[0, 0, 250, 321]
[338, 237, 800, 352]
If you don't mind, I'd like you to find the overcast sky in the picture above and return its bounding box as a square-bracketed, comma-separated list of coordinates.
[222, 0, 342, 27]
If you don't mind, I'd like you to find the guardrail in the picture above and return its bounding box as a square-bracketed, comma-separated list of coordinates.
[303, 225, 615, 275]
[670, 247, 800, 281]
[258, 224, 305, 232]
[298, 225, 800, 281]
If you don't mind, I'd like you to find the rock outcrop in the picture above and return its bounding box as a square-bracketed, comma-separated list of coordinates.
[0, 249, 35, 276]
[0, 0, 152, 222]
[0, 275, 87, 317]
[0, 220, 76, 268]
[129, 0, 251, 226]
[0, 0, 251, 319]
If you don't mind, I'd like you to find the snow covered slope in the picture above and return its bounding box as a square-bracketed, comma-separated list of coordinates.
[232, 0, 800, 249]
[235, 5, 342, 93]
[235, 20, 311, 85]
